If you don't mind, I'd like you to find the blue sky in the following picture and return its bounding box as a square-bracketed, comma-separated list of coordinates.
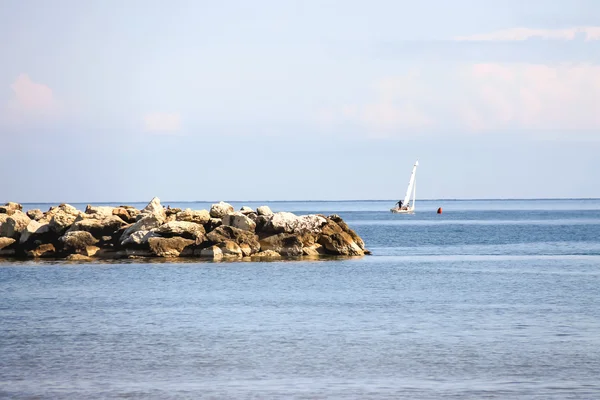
[1, 0, 600, 202]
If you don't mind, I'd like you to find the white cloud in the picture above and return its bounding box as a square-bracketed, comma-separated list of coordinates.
[461, 63, 600, 132]
[455, 27, 600, 42]
[3, 74, 61, 125]
[142, 112, 182, 133]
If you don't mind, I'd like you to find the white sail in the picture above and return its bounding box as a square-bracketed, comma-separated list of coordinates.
[391, 160, 418, 214]
[402, 161, 419, 206]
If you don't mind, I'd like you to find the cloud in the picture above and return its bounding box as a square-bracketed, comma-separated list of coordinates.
[142, 112, 182, 133]
[460, 63, 600, 132]
[319, 63, 600, 138]
[455, 27, 600, 42]
[317, 72, 433, 137]
[3, 74, 61, 124]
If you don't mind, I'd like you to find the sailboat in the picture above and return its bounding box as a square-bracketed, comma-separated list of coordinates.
[390, 160, 418, 214]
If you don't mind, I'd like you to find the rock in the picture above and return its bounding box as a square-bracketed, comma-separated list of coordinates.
[67, 215, 126, 239]
[302, 243, 326, 256]
[85, 205, 115, 217]
[239, 243, 252, 257]
[259, 233, 304, 256]
[198, 245, 223, 259]
[206, 226, 260, 254]
[256, 206, 273, 216]
[26, 209, 44, 221]
[318, 220, 364, 256]
[66, 254, 93, 261]
[60, 231, 99, 252]
[240, 206, 254, 215]
[44, 204, 81, 235]
[26, 243, 56, 258]
[268, 212, 298, 233]
[112, 207, 138, 223]
[0, 202, 22, 214]
[222, 212, 256, 232]
[148, 237, 194, 257]
[218, 240, 243, 258]
[120, 230, 159, 247]
[153, 221, 205, 241]
[0, 237, 16, 256]
[329, 214, 365, 250]
[0, 214, 8, 232]
[210, 201, 234, 218]
[252, 250, 281, 258]
[295, 215, 328, 234]
[0, 211, 31, 239]
[176, 208, 211, 225]
[120, 214, 164, 243]
[165, 207, 182, 217]
[139, 197, 166, 222]
[19, 220, 50, 244]
[205, 218, 223, 232]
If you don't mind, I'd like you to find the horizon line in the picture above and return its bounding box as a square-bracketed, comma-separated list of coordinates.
[10, 197, 600, 205]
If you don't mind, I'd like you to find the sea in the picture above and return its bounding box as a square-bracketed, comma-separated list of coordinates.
[1, 199, 600, 399]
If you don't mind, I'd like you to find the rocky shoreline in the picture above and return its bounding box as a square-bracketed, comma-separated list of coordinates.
[0, 198, 370, 261]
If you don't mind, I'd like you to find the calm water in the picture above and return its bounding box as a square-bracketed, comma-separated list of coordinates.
[1, 199, 600, 399]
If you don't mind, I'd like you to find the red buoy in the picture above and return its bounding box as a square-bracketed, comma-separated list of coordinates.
[437, 207, 442, 214]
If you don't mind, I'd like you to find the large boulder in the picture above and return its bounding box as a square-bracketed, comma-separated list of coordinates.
[120, 214, 164, 243]
[148, 237, 194, 257]
[206, 226, 260, 254]
[0, 211, 31, 240]
[328, 214, 365, 250]
[26, 209, 44, 221]
[42, 204, 81, 235]
[153, 221, 205, 242]
[113, 207, 139, 223]
[239, 206, 254, 215]
[139, 197, 166, 222]
[198, 245, 223, 259]
[60, 231, 99, 252]
[85, 205, 115, 218]
[318, 219, 364, 256]
[176, 209, 211, 225]
[222, 212, 256, 232]
[0, 237, 16, 256]
[259, 233, 304, 256]
[256, 206, 273, 216]
[0, 202, 23, 215]
[67, 215, 126, 239]
[210, 201, 234, 218]
[26, 243, 56, 258]
[265, 212, 327, 235]
[121, 230, 159, 247]
[218, 240, 243, 258]
[19, 220, 51, 244]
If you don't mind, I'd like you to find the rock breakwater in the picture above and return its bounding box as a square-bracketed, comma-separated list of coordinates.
[0, 198, 370, 261]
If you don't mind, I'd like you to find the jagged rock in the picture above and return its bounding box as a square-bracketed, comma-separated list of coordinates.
[0, 202, 22, 214]
[0, 214, 9, 233]
[61, 231, 99, 252]
[256, 206, 273, 216]
[26, 209, 44, 221]
[148, 237, 194, 257]
[205, 218, 223, 232]
[239, 243, 252, 257]
[153, 221, 205, 242]
[218, 240, 243, 258]
[265, 212, 326, 235]
[44, 204, 81, 235]
[85, 205, 115, 218]
[268, 212, 298, 233]
[66, 254, 93, 261]
[176, 208, 211, 225]
[121, 230, 159, 247]
[198, 245, 223, 259]
[302, 243, 326, 256]
[0, 211, 31, 240]
[240, 206, 254, 215]
[0, 237, 16, 256]
[206, 226, 260, 254]
[329, 214, 365, 250]
[26, 243, 56, 258]
[165, 207, 182, 217]
[318, 220, 364, 256]
[294, 215, 327, 234]
[259, 233, 304, 256]
[67, 215, 126, 239]
[210, 201, 234, 218]
[19, 220, 50, 244]
[113, 207, 139, 223]
[222, 212, 256, 232]
[139, 197, 166, 222]
[120, 214, 164, 243]
[252, 250, 281, 258]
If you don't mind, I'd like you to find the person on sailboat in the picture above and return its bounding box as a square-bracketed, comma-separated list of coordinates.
[396, 200, 403, 209]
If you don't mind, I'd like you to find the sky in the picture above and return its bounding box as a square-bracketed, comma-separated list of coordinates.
[1, 0, 600, 202]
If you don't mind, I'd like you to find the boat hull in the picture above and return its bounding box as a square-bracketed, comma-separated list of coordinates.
[390, 207, 414, 214]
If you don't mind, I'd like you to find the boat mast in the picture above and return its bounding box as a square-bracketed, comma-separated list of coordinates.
[402, 160, 419, 207]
